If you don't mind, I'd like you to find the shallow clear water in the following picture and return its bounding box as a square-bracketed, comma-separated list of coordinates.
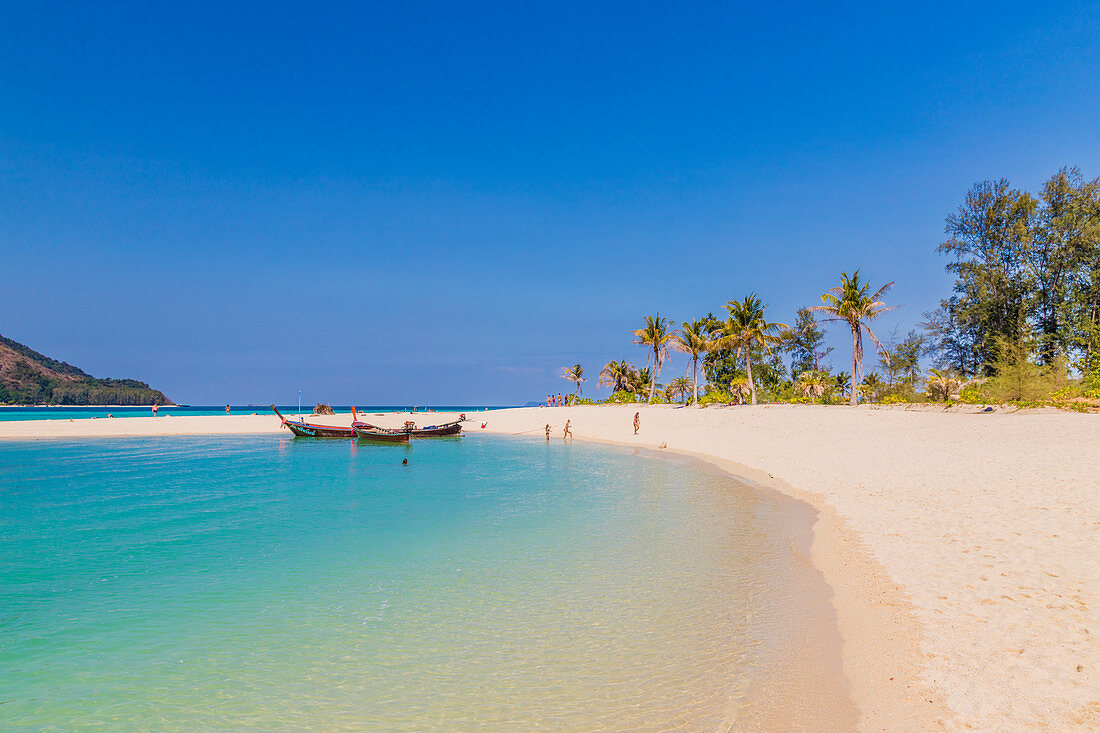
[0, 434, 829, 729]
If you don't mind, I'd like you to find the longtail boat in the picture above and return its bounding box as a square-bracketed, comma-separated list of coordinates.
[271, 405, 356, 438]
[352, 424, 411, 443]
[353, 418, 463, 437]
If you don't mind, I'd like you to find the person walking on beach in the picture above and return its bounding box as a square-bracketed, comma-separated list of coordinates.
[152, 404, 158, 417]
[226, 404, 231, 415]
[633, 412, 640, 435]
[563, 419, 572, 440]
[545, 424, 551, 442]
[557, 393, 563, 407]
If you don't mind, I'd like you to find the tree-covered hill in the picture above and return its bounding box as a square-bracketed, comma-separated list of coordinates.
[0, 333, 171, 405]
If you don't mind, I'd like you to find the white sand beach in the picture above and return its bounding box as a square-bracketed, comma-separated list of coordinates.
[3, 405, 1097, 730]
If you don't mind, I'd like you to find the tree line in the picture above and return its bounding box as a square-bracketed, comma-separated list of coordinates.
[0, 359, 170, 405]
[559, 166, 1100, 408]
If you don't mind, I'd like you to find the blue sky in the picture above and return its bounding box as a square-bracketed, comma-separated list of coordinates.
[2, 2, 1099, 404]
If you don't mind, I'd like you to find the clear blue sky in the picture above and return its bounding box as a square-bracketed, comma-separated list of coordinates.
[3, 2, 1099, 404]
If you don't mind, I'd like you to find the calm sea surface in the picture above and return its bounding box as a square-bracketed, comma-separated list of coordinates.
[0, 434, 845, 729]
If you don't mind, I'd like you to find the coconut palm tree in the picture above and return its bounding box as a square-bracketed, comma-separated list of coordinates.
[834, 371, 851, 400]
[810, 271, 896, 406]
[926, 368, 961, 401]
[729, 376, 751, 405]
[598, 360, 632, 394]
[629, 367, 655, 401]
[715, 295, 787, 405]
[632, 313, 677, 403]
[561, 363, 585, 397]
[671, 319, 710, 405]
[666, 376, 692, 404]
[860, 372, 884, 402]
[795, 370, 829, 404]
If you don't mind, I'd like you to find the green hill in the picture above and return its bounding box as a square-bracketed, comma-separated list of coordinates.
[0, 333, 172, 405]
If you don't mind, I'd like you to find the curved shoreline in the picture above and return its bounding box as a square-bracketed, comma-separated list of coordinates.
[3, 404, 1098, 729]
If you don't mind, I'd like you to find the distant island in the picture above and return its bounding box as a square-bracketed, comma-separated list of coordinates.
[0, 333, 171, 406]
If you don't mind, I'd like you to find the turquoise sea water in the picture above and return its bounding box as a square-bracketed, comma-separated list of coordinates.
[0, 405, 507, 422]
[0, 434, 844, 729]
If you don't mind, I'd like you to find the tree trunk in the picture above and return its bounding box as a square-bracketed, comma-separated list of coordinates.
[648, 347, 657, 402]
[692, 358, 698, 405]
[850, 324, 860, 407]
[746, 355, 757, 405]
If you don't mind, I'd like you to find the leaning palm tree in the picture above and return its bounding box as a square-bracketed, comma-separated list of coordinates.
[715, 295, 787, 405]
[561, 363, 586, 397]
[631, 313, 677, 402]
[795, 370, 829, 404]
[671, 319, 710, 405]
[810, 271, 896, 406]
[598, 360, 632, 394]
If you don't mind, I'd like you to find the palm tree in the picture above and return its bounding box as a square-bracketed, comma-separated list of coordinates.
[629, 367, 654, 401]
[795, 370, 829, 404]
[715, 295, 787, 405]
[561, 363, 585, 397]
[667, 376, 692, 404]
[810, 271, 896, 406]
[671, 319, 710, 405]
[632, 313, 677, 403]
[729, 376, 751, 405]
[926, 368, 960, 401]
[860, 372, 884, 402]
[598, 360, 632, 394]
[834, 371, 851, 400]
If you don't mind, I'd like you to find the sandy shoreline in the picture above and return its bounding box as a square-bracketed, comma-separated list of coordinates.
[3, 405, 1097, 729]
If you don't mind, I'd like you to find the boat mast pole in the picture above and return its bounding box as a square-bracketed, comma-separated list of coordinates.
[298, 389, 302, 420]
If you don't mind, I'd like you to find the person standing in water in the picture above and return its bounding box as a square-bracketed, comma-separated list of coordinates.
[545, 424, 551, 442]
[633, 412, 640, 435]
[563, 419, 572, 440]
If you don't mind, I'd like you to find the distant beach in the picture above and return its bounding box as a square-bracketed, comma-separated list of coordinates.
[2, 405, 1097, 728]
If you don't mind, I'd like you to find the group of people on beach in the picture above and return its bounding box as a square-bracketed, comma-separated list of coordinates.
[546, 393, 571, 407]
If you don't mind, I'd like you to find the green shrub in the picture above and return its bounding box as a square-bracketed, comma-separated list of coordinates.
[604, 390, 638, 404]
[698, 389, 732, 405]
[880, 393, 908, 405]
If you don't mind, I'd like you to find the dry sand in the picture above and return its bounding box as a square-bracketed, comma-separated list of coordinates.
[3, 404, 1097, 730]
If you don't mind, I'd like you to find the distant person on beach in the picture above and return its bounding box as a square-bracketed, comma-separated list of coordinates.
[152, 404, 158, 417]
[226, 405, 231, 415]
[563, 419, 572, 440]
[557, 393, 563, 407]
[634, 412, 640, 435]
[545, 424, 551, 442]
[546, 395, 551, 407]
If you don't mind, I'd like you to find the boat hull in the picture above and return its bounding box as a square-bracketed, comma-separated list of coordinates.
[272, 405, 356, 438]
[355, 421, 463, 438]
[352, 426, 411, 443]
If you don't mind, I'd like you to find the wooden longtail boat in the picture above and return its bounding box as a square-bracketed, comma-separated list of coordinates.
[271, 405, 356, 438]
[354, 420, 463, 437]
[352, 425, 411, 443]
